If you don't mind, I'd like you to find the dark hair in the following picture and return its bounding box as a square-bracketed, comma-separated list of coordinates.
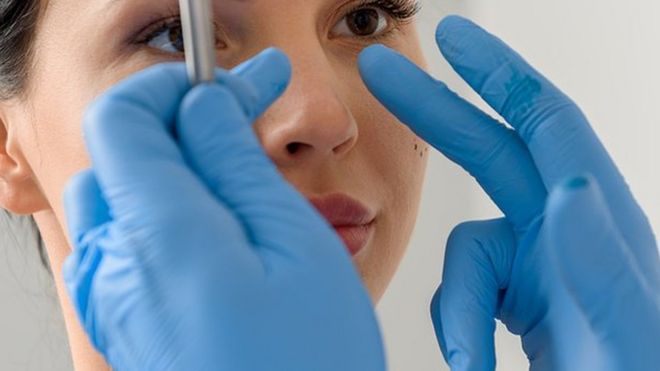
[1, 0, 41, 99]
[1, 0, 49, 272]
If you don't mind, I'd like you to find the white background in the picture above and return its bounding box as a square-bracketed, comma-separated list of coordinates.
[1, 1, 658, 370]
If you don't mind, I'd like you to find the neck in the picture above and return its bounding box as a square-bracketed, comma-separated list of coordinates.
[33, 209, 111, 371]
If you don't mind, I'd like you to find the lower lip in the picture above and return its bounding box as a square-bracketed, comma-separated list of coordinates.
[333, 220, 375, 256]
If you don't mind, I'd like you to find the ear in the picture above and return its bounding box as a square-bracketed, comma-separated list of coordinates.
[0, 107, 49, 215]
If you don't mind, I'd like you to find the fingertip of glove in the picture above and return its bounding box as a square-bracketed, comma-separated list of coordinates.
[62, 169, 110, 248]
[435, 15, 485, 63]
[262, 47, 293, 95]
[63, 170, 96, 221]
[358, 44, 391, 72]
[232, 47, 292, 91]
[261, 47, 291, 72]
[256, 47, 293, 84]
[436, 15, 473, 40]
[62, 252, 77, 284]
[358, 44, 411, 88]
[63, 170, 94, 203]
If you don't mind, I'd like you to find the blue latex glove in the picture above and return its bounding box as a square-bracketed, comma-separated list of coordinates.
[62, 48, 386, 371]
[358, 16, 660, 371]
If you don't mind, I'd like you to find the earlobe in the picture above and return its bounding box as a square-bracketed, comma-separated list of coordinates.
[0, 111, 49, 215]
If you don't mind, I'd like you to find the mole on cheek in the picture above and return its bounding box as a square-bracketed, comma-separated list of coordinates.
[413, 141, 426, 158]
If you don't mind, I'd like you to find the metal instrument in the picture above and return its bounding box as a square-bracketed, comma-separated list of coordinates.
[179, 0, 215, 85]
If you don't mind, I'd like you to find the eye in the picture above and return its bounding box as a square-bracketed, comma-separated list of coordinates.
[332, 7, 389, 38]
[138, 17, 226, 54]
[143, 18, 185, 53]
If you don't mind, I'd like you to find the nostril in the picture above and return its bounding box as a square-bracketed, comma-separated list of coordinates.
[286, 142, 303, 154]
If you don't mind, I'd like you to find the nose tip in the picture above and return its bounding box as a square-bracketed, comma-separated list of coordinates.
[258, 86, 359, 168]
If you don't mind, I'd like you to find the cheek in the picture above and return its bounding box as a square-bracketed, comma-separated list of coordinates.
[27, 89, 91, 220]
[344, 57, 428, 217]
[359, 99, 428, 242]
[362, 105, 428, 204]
[347, 87, 429, 301]
[339, 37, 429, 300]
[25, 72, 128, 224]
[26, 43, 168, 223]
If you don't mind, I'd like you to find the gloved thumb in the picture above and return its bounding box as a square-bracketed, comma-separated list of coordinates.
[546, 174, 660, 370]
[431, 218, 516, 371]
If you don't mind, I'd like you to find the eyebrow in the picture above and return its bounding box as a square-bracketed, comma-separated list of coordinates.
[100, 0, 176, 11]
[102, 0, 249, 10]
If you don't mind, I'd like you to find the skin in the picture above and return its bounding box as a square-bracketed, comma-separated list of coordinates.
[0, 0, 429, 369]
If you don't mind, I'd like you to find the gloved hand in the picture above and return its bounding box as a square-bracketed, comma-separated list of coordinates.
[359, 15, 660, 371]
[62, 48, 386, 371]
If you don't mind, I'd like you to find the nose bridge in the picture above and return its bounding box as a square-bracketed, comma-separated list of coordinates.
[246, 3, 344, 100]
[259, 16, 336, 91]
[285, 42, 346, 120]
[246, 4, 330, 76]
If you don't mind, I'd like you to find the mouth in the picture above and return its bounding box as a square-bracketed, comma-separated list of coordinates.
[308, 193, 376, 257]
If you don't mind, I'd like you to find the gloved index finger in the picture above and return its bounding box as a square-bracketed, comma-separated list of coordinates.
[435, 16, 601, 186]
[436, 15, 655, 255]
[358, 45, 547, 231]
[230, 47, 291, 122]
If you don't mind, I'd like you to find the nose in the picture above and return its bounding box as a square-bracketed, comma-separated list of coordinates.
[254, 52, 359, 170]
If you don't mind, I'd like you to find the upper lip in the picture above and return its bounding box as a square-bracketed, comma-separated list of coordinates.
[308, 193, 375, 227]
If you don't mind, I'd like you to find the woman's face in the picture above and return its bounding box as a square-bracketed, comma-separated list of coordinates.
[2, 0, 428, 302]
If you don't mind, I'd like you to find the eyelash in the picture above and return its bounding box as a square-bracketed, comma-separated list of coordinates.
[134, 0, 421, 53]
[348, 0, 421, 25]
[343, 0, 421, 42]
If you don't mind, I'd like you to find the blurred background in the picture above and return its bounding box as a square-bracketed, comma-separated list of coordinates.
[379, 1, 659, 370]
[1, 1, 658, 370]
